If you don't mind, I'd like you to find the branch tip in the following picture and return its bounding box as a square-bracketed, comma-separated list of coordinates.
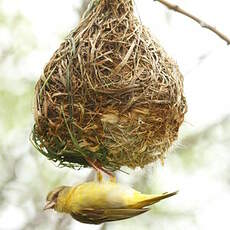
[154, 0, 230, 45]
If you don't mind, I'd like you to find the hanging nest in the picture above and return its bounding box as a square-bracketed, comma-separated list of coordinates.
[32, 0, 187, 171]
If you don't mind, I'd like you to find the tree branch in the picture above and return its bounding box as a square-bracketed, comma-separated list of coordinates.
[154, 0, 230, 45]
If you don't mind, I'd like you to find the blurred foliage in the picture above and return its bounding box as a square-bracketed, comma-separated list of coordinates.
[0, 10, 35, 64]
[0, 81, 33, 131]
[175, 116, 230, 172]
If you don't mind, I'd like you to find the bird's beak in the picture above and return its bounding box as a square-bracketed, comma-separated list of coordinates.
[43, 201, 55, 210]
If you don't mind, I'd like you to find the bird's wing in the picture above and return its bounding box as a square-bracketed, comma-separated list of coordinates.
[71, 207, 149, 224]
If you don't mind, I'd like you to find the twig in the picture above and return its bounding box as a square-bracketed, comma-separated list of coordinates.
[154, 0, 230, 45]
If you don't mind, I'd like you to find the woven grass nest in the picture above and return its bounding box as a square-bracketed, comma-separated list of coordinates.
[32, 0, 187, 172]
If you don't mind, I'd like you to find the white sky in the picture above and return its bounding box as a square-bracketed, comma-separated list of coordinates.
[0, 0, 230, 229]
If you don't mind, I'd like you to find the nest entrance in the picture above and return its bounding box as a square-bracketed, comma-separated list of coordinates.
[32, 0, 187, 171]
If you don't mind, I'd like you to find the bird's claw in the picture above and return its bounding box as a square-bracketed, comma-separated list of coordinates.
[97, 171, 103, 182]
[109, 175, 116, 183]
[86, 157, 116, 183]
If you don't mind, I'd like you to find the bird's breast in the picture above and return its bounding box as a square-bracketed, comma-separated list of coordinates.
[70, 182, 135, 211]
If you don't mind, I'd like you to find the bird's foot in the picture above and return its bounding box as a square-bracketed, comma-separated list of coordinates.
[109, 175, 116, 183]
[86, 158, 116, 183]
[97, 171, 103, 182]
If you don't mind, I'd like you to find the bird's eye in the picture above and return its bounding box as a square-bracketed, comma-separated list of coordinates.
[52, 191, 59, 201]
[46, 186, 65, 201]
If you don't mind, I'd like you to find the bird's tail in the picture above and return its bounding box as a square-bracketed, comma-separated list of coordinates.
[128, 191, 178, 209]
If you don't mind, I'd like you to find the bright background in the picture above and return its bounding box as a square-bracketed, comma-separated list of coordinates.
[0, 0, 230, 229]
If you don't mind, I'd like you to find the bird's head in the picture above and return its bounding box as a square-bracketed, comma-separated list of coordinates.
[44, 186, 68, 211]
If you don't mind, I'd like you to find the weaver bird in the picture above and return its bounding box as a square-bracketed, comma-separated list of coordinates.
[44, 181, 178, 224]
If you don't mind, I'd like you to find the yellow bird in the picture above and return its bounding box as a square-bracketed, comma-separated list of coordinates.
[44, 180, 178, 224]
